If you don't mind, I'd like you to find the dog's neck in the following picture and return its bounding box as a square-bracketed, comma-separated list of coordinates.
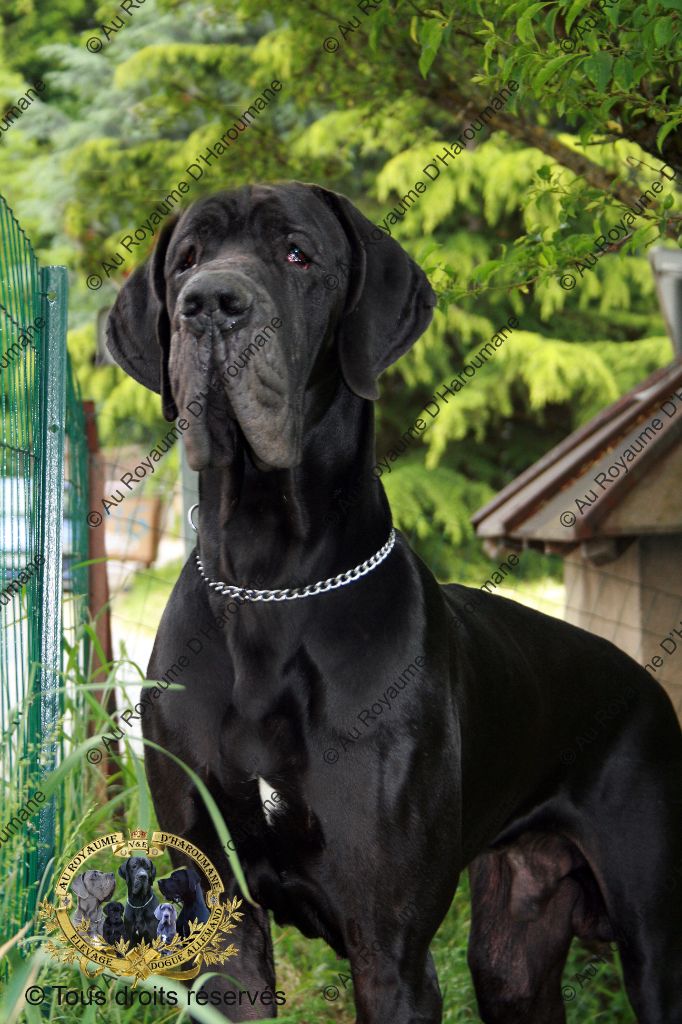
[77, 897, 105, 921]
[195, 383, 391, 591]
[191, 881, 207, 907]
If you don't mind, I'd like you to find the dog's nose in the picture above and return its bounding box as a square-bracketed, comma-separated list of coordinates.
[181, 273, 253, 323]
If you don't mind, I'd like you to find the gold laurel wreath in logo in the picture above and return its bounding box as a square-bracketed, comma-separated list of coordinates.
[39, 830, 242, 985]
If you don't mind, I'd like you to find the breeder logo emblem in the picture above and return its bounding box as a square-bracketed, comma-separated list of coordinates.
[39, 829, 242, 984]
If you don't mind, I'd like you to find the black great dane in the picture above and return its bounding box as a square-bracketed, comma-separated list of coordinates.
[107, 183, 682, 1023]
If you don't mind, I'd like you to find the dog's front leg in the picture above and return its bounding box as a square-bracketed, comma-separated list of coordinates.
[165, 841, 277, 1022]
[196, 890, 276, 1022]
[142, 709, 277, 1018]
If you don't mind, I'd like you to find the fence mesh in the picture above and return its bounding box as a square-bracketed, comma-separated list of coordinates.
[0, 195, 89, 945]
[0, 196, 44, 941]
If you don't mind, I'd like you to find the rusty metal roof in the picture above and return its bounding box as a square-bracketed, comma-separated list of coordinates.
[473, 358, 682, 551]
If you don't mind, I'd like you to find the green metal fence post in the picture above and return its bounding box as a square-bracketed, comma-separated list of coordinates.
[32, 266, 68, 903]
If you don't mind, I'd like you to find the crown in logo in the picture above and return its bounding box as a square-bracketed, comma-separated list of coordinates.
[113, 829, 165, 858]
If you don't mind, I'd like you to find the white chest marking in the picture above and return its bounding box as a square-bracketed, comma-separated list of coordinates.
[258, 776, 284, 826]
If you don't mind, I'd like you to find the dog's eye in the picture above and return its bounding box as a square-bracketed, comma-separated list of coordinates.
[178, 246, 197, 272]
[286, 245, 311, 268]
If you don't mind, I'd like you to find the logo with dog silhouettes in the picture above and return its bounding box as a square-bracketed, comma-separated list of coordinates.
[39, 829, 242, 984]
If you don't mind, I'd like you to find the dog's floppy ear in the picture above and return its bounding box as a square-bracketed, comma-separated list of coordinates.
[118, 862, 128, 881]
[147, 859, 156, 883]
[154, 905, 163, 920]
[311, 186, 436, 400]
[106, 216, 180, 420]
[71, 873, 88, 898]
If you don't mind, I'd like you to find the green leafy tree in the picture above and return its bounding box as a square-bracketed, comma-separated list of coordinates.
[0, 0, 678, 580]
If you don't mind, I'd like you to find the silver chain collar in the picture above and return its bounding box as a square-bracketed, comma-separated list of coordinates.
[126, 893, 155, 909]
[188, 503, 396, 602]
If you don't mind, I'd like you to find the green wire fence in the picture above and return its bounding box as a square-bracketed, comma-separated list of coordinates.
[0, 194, 89, 948]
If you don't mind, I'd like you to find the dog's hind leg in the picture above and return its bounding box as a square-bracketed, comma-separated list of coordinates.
[577, 749, 682, 1024]
[467, 834, 595, 1024]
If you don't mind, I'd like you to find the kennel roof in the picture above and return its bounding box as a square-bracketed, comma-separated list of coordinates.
[472, 357, 682, 555]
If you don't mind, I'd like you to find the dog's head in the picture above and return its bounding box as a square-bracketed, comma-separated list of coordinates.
[71, 870, 116, 904]
[157, 866, 201, 903]
[107, 182, 435, 473]
[103, 900, 124, 923]
[118, 856, 156, 898]
[154, 902, 178, 928]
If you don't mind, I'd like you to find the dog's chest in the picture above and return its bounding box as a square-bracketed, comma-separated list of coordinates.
[236, 778, 331, 936]
[211, 647, 337, 930]
[218, 646, 320, 774]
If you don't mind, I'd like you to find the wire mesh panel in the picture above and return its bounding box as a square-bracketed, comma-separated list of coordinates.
[63, 371, 90, 674]
[0, 196, 45, 942]
[58, 368, 90, 857]
[0, 196, 88, 946]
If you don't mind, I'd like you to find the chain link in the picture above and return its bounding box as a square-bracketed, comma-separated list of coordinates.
[195, 528, 396, 602]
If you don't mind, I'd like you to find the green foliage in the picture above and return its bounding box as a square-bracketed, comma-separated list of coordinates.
[0, 0, 92, 80]
[382, 458, 493, 578]
[0, 9, 675, 1018]
[0, 0, 678, 578]
[477, 0, 682, 151]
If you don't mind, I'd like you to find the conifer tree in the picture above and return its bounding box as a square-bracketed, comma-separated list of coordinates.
[0, 0, 677, 580]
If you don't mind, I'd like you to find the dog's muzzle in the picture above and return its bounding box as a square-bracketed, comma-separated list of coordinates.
[170, 267, 300, 471]
[179, 271, 254, 336]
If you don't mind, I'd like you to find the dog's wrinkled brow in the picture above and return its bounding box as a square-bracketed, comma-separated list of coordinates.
[172, 198, 235, 249]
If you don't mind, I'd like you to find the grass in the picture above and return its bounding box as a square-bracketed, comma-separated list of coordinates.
[267, 880, 635, 1024]
[114, 558, 184, 629]
[3, 873, 637, 1023]
[1, 610, 638, 1023]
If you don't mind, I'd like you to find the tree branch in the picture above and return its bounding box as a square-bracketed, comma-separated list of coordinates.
[430, 76, 675, 219]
